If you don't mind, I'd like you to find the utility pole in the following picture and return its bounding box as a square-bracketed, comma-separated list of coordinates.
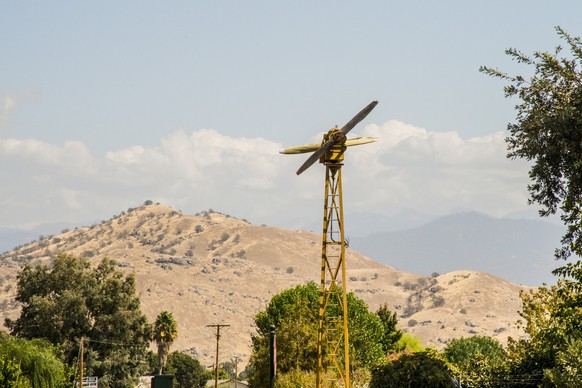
[80, 337, 84, 388]
[207, 324, 230, 388]
[233, 356, 239, 388]
[269, 326, 276, 388]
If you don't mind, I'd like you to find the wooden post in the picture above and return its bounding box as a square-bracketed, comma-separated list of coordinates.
[207, 324, 230, 388]
[80, 337, 84, 388]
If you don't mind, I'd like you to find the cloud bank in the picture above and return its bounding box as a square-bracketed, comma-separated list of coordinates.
[0, 121, 531, 229]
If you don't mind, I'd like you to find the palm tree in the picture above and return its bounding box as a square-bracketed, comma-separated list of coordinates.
[153, 311, 178, 374]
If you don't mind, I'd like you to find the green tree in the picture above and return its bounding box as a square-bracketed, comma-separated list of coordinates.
[153, 311, 178, 375]
[444, 336, 506, 387]
[482, 26, 582, 388]
[347, 294, 385, 369]
[248, 282, 390, 386]
[165, 352, 206, 388]
[0, 333, 67, 388]
[480, 26, 582, 267]
[5, 253, 152, 388]
[248, 283, 320, 387]
[370, 350, 453, 388]
[376, 303, 403, 354]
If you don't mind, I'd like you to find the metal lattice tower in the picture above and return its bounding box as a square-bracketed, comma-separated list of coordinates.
[317, 163, 350, 387]
[280, 100, 378, 387]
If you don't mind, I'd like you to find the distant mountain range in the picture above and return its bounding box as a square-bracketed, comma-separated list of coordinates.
[350, 212, 564, 286]
[0, 223, 75, 253]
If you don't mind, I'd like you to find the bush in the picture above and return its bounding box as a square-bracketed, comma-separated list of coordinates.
[165, 352, 207, 388]
[0, 334, 67, 388]
[433, 296, 445, 307]
[370, 350, 452, 388]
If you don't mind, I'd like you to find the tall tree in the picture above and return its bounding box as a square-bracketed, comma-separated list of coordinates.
[248, 282, 390, 386]
[152, 311, 178, 375]
[5, 253, 152, 388]
[376, 303, 403, 354]
[482, 27, 582, 386]
[480, 26, 582, 270]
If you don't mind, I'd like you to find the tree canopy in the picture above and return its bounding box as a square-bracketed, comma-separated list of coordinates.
[480, 26, 582, 268]
[444, 336, 506, 387]
[248, 282, 399, 386]
[481, 26, 582, 386]
[5, 253, 152, 388]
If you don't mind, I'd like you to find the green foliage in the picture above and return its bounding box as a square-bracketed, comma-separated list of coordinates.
[5, 253, 152, 388]
[275, 369, 317, 388]
[0, 333, 66, 388]
[0, 353, 28, 388]
[481, 26, 582, 263]
[370, 350, 453, 388]
[545, 337, 582, 386]
[346, 294, 386, 368]
[481, 26, 582, 387]
[394, 333, 424, 353]
[249, 283, 319, 387]
[376, 304, 402, 354]
[248, 282, 393, 386]
[165, 352, 206, 388]
[153, 311, 178, 374]
[444, 336, 506, 387]
[445, 335, 505, 369]
[503, 270, 582, 386]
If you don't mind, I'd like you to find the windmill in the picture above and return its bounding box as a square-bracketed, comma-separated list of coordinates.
[280, 100, 378, 387]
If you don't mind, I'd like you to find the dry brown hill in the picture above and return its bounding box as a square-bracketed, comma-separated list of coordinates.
[0, 203, 528, 369]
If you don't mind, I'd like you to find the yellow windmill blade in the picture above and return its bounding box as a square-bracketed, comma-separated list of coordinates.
[345, 136, 378, 147]
[279, 137, 378, 155]
[279, 142, 321, 155]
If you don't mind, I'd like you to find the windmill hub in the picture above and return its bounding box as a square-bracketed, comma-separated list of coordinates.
[321, 128, 347, 165]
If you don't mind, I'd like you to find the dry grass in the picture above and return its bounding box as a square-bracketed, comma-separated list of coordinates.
[0, 204, 529, 369]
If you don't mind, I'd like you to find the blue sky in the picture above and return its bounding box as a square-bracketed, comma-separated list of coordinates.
[1, 1, 581, 229]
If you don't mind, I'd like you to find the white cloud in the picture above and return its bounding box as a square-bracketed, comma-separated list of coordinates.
[0, 123, 532, 229]
[347, 121, 530, 216]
